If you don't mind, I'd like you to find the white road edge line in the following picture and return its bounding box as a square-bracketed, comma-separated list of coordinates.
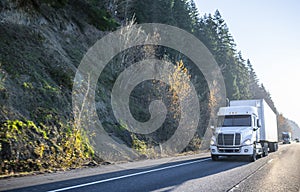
[268, 159, 273, 163]
[48, 158, 211, 192]
[228, 158, 274, 192]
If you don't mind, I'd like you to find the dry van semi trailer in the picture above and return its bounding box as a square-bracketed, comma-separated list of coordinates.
[210, 99, 278, 162]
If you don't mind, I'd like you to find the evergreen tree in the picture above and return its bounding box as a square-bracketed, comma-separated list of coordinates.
[236, 52, 251, 99]
[188, 0, 200, 33]
[172, 0, 193, 31]
[247, 59, 259, 98]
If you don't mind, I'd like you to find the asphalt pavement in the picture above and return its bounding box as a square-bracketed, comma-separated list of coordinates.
[1, 143, 300, 192]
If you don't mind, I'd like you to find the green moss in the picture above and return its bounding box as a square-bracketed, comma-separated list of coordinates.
[27, 120, 48, 139]
[131, 134, 147, 155]
[43, 81, 60, 93]
[0, 120, 22, 141]
[23, 82, 33, 89]
[1, 119, 95, 175]
[0, 120, 48, 142]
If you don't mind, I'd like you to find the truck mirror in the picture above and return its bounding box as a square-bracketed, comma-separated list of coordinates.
[257, 119, 261, 127]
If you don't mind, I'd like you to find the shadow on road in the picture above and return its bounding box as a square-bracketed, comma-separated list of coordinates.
[5, 156, 253, 192]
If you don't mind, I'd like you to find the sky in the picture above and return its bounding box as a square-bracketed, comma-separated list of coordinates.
[195, 0, 300, 125]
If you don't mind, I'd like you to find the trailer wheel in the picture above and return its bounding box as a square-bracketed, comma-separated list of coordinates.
[211, 155, 219, 161]
[269, 142, 278, 152]
[269, 143, 275, 152]
[274, 143, 278, 151]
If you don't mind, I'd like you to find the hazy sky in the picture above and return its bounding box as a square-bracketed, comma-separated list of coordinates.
[195, 0, 300, 125]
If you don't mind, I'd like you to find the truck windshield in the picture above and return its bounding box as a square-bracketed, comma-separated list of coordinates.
[282, 134, 290, 139]
[217, 115, 251, 127]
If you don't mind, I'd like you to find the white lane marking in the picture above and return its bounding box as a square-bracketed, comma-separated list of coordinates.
[268, 159, 273, 163]
[48, 158, 211, 192]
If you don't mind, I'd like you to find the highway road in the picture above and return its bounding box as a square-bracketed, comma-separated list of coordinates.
[1, 143, 300, 192]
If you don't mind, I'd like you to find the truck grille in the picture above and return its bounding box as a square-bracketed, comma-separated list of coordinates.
[217, 133, 241, 146]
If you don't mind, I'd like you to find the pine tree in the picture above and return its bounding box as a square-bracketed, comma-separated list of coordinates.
[188, 0, 200, 33]
[132, 0, 174, 24]
[247, 59, 259, 99]
[172, 0, 192, 31]
[235, 52, 251, 99]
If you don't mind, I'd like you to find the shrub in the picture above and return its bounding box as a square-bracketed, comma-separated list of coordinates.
[131, 134, 147, 155]
[0, 119, 95, 175]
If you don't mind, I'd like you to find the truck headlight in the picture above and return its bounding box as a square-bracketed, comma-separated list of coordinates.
[210, 139, 216, 146]
[242, 139, 251, 145]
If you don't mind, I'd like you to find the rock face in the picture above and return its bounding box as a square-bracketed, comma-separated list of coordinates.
[0, 0, 124, 174]
[0, 0, 106, 122]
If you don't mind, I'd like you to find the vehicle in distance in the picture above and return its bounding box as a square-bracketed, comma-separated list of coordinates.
[210, 99, 278, 162]
[282, 132, 292, 144]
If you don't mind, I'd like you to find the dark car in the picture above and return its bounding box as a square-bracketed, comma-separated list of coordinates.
[295, 138, 299, 143]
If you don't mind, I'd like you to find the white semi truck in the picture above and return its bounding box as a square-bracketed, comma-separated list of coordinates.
[282, 132, 292, 144]
[210, 99, 278, 162]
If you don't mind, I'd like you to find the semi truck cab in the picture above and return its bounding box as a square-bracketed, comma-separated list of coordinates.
[210, 106, 262, 161]
[282, 132, 291, 144]
[210, 99, 278, 162]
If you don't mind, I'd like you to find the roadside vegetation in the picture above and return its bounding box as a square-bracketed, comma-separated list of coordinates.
[0, 120, 94, 175]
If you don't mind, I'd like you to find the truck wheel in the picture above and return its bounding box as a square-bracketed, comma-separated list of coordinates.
[249, 146, 257, 162]
[274, 143, 278, 151]
[270, 142, 279, 152]
[269, 143, 275, 152]
[262, 143, 268, 157]
[211, 155, 219, 161]
[249, 153, 256, 162]
[263, 149, 268, 157]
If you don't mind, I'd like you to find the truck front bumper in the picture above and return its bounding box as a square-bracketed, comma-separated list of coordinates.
[210, 145, 254, 156]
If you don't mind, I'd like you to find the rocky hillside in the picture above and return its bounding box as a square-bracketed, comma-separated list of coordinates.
[0, 0, 124, 175]
[0, 0, 204, 176]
